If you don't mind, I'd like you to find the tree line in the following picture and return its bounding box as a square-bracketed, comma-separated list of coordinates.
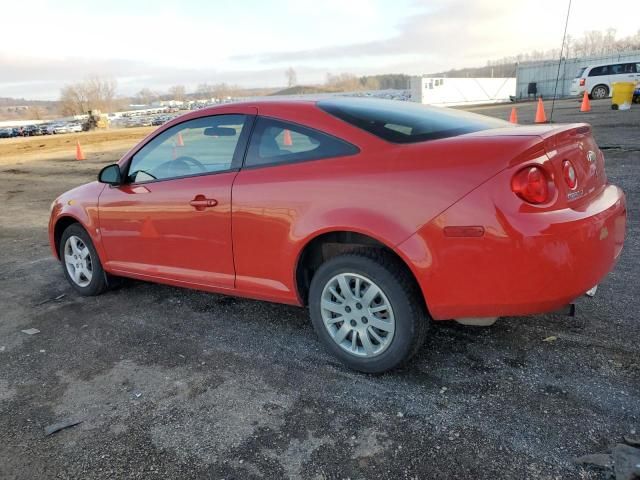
[58, 79, 247, 116]
[487, 28, 640, 67]
[56, 28, 640, 115]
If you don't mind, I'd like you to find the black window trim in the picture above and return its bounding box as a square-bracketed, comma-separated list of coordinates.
[240, 115, 360, 171]
[119, 113, 256, 186]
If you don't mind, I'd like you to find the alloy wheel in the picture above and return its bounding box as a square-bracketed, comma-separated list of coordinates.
[592, 86, 607, 99]
[64, 235, 93, 287]
[320, 272, 395, 357]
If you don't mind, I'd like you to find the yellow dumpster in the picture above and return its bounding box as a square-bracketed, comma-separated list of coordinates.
[611, 82, 636, 110]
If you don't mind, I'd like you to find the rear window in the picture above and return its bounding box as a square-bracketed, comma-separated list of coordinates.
[317, 98, 509, 144]
[588, 66, 608, 76]
[575, 67, 587, 78]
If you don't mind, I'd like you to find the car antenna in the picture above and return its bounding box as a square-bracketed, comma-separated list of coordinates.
[549, 0, 572, 123]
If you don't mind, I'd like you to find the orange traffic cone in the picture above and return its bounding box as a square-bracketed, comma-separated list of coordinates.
[283, 129, 293, 146]
[509, 107, 518, 124]
[176, 132, 184, 147]
[534, 98, 547, 123]
[75, 140, 85, 161]
[580, 91, 591, 112]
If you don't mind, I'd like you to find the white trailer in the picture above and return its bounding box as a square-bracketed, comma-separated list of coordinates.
[411, 77, 516, 106]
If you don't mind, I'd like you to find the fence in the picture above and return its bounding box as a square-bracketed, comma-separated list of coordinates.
[515, 50, 640, 99]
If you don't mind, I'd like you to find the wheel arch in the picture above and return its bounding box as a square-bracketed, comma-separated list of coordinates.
[52, 215, 84, 260]
[294, 229, 428, 312]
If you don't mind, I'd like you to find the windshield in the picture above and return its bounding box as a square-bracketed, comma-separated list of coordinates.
[318, 97, 509, 144]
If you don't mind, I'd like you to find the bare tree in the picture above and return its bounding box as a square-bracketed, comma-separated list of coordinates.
[136, 88, 158, 105]
[168, 85, 186, 101]
[30, 106, 45, 120]
[212, 83, 241, 100]
[196, 83, 216, 100]
[285, 67, 297, 87]
[486, 28, 640, 67]
[59, 76, 118, 116]
[361, 76, 380, 90]
[325, 73, 361, 92]
[60, 85, 88, 116]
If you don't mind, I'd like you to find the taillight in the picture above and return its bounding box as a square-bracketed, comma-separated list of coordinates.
[511, 166, 550, 204]
[579, 78, 585, 86]
[562, 160, 577, 189]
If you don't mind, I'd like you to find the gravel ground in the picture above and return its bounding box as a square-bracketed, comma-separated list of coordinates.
[0, 98, 638, 479]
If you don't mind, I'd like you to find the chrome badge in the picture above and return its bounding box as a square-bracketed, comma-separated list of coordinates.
[587, 150, 597, 163]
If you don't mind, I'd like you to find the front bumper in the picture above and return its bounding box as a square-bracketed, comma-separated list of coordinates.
[399, 184, 626, 320]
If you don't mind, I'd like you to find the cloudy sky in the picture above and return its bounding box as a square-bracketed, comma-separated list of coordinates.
[0, 0, 637, 100]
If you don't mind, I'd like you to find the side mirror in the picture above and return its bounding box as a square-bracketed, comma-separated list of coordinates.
[98, 164, 122, 185]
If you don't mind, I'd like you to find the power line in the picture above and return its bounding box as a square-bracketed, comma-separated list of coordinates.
[550, 0, 572, 122]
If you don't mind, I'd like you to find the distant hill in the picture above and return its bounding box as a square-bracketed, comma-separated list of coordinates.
[0, 98, 60, 121]
[0, 97, 58, 107]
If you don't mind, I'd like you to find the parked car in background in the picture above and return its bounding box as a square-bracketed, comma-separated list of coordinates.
[68, 123, 84, 133]
[50, 123, 71, 134]
[571, 62, 640, 99]
[23, 125, 42, 136]
[39, 124, 52, 135]
[0, 127, 14, 138]
[48, 98, 626, 373]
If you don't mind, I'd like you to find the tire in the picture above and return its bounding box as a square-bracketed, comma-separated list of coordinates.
[59, 223, 108, 296]
[591, 84, 609, 99]
[309, 250, 429, 373]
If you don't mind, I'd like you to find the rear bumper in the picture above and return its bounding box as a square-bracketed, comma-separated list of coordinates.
[398, 184, 626, 320]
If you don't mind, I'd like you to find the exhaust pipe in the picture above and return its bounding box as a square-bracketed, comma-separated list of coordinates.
[559, 303, 576, 317]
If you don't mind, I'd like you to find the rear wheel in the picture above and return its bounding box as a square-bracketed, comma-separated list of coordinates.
[59, 224, 108, 296]
[309, 250, 428, 373]
[591, 84, 609, 99]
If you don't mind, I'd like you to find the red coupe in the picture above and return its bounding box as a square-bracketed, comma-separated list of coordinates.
[49, 98, 626, 372]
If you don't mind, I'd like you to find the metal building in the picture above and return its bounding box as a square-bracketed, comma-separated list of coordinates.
[515, 49, 640, 99]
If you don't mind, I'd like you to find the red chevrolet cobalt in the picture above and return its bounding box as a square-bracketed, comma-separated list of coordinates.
[49, 98, 626, 372]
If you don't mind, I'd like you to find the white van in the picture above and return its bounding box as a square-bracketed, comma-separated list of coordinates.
[570, 61, 640, 99]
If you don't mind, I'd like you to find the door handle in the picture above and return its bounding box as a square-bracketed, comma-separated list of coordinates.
[189, 195, 218, 210]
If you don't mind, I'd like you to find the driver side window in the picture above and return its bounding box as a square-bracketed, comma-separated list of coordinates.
[127, 114, 248, 183]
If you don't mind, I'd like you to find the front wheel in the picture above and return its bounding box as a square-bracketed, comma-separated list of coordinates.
[309, 250, 429, 373]
[59, 224, 108, 296]
[591, 85, 609, 99]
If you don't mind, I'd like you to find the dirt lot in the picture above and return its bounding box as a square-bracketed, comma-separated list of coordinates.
[1, 99, 638, 479]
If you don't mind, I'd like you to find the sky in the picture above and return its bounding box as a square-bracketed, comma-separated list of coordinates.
[0, 0, 637, 100]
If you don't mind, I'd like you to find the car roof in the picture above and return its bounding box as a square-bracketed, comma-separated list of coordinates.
[196, 97, 318, 113]
[191, 96, 440, 117]
[584, 60, 636, 69]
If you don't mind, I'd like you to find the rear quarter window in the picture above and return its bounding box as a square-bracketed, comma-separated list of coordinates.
[318, 97, 509, 144]
[244, 117, 359, 168]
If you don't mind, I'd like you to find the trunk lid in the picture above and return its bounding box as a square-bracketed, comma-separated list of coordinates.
[468, 123, 606, 207]
[541, 124, 606, 207]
